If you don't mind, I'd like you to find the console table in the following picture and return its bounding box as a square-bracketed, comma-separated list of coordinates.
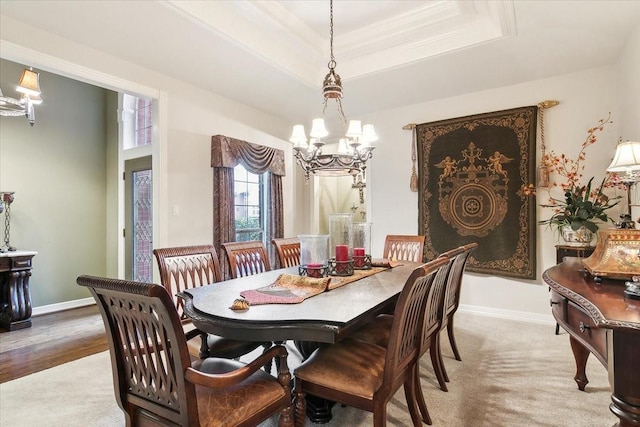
[0, 250, 37, 330]
[544, 258, 640, 427]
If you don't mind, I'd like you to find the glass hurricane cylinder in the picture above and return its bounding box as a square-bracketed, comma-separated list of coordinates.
[298, 234, 329, 278]
[352, 222, 372, 269]
[328, 213, 354, 276]
[299, 234, 329, 266]
[328, 213, 354, 260]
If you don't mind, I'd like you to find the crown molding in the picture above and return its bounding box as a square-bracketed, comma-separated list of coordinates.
[161, 0, 517, 86]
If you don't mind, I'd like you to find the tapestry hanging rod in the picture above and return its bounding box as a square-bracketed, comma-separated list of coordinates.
[401, 100, 560, 130]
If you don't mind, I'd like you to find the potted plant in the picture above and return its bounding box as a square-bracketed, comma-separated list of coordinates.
[539, 114, 621, 246]
[540, 177, 618, 245]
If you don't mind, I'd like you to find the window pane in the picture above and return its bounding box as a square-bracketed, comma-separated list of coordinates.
[234, 164, 247, 181]
[134, 98, 152, 147]
[233, 164, 263, 240]
[247, 171, 259, 183]
[246, 182, 260, 205]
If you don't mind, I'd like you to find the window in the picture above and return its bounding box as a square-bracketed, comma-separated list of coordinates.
[233, 164, 265, 242]
[122, 94, 152, 150]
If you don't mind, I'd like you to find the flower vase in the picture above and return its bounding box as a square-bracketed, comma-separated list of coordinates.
[561, 225, 594, 247]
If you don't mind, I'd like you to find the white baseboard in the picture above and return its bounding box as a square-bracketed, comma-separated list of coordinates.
[32, 297, 96, 316]
[459, 304, 556, 326]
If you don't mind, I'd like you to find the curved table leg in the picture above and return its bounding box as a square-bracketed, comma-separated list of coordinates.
[569, 336, 590, 391]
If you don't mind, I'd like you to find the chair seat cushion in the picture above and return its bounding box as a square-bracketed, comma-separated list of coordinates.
[348, 314, 394, 348]
[294, 339, 386, 399]
[195, 358, 287, 426]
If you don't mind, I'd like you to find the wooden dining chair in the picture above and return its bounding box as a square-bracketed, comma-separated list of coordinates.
[293, 257, 449, 427]
[383, 235, 426, 262]
[222, 240, 271, 279]
[271, 237, 301, 268]
[346, 249, 456, 422]
[436, 242, 478, 382]
[153, 245, 269, 360]
[77, 275, 294, 427]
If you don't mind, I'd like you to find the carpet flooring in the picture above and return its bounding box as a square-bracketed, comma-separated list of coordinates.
[0, 312, 616, 426]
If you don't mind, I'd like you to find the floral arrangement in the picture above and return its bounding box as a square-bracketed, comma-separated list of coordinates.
[538, 114, 621, 234]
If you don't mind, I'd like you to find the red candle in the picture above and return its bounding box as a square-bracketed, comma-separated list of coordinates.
[335, 245, 349, 261]
[354, 247, 365, 257]
[306, 263, 323, 278]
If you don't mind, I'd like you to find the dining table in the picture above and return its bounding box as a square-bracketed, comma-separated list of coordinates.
[179, 261, 420, 345]
[178, 261, 421, 423]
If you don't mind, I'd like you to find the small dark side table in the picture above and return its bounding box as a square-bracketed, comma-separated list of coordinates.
[0, 250, 37, 330]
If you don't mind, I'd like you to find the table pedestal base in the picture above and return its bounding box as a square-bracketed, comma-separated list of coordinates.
[294, 340, 337, 423]
[305, 395, 336, 424]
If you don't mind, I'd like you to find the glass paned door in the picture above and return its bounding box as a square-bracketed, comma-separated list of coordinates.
[125, 156, 152, 281]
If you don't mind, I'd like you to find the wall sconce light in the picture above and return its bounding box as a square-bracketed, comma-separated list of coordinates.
[0, 67, 42, 126]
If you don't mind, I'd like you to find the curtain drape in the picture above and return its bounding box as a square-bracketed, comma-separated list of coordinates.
[211, 135, 285, 278]
[212, 167, 235, 280]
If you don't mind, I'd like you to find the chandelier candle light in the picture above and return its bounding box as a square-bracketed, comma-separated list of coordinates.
[290, 0, 377, 180]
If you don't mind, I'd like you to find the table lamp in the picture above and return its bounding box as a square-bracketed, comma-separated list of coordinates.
[606, 140, 640, 228]
[582, 141, 640, 283]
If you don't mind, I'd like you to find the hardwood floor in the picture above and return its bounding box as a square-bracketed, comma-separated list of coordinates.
[0, 305, 107, 383]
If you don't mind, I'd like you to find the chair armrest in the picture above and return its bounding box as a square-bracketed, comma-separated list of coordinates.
[185, 344, 289, 389]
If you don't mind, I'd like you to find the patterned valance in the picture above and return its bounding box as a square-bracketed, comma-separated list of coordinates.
[211, 134, 286, 176]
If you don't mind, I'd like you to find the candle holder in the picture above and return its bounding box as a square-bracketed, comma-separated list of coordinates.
[353, 253, 372, 270]
[353, 222, 372, 270]
[298, 264, 331, 278]
[328, 258, 354, 276]
[298, 234, 329, 278]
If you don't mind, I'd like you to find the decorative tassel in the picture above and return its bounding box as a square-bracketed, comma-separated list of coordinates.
[410, 168, 418, 192]
[537, 165, 550, 188]
[409, 124, 419, 192]
[536, 100, 559, 188]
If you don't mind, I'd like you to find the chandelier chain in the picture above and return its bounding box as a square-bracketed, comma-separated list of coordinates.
[328, 0, 335, 69]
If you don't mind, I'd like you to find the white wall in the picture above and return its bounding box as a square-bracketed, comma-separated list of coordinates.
[0, 15, 301, 308]
[0, 59, 111, 306]
[363, 65, 625, 322]
[617, 23, 640, 142]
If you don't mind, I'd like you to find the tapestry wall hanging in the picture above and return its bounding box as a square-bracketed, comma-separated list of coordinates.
[417, 106, 537, 279]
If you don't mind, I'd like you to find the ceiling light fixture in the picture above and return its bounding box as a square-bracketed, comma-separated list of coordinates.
[290, 0, 377, 180]
[0, 67, 42, 126]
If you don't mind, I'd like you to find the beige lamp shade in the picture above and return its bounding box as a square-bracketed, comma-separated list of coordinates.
[345, 120, 362, 138]
[607, 141, 640, 173]
[290, 124, 308, 149]
[310, 118, 329, 139]
[16, 68, 41, 97]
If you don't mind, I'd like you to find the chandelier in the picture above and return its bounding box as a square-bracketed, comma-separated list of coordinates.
[290, 0, 377, 180]
[0, 67, 42, 127]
